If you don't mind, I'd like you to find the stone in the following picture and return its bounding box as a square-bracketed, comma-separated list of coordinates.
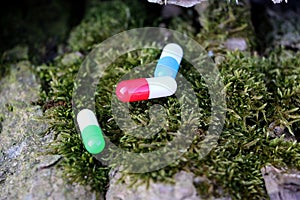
[261, 165, 300, 200]
[147, 0, 204, 7]
[106, 170, 200, 200]
[272, 0, 287, 3]
[148, 0, 285, 7]
[0, 59, 102, 200]
[61, 52, 83, 66]
[268, 122, 296, 141]
[224, 38, 247, 51]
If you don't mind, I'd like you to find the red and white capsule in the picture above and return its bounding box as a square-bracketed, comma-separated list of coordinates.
[116, 76, 177, 102]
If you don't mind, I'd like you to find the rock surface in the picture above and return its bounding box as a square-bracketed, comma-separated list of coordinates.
[106, 170, 201, 200]
[147, 0, 285, 7]
[271, 0, 287, 3]
[148, 0, 204, 7]
[262, 165, 300, 200]
[0, 57, 100, 200]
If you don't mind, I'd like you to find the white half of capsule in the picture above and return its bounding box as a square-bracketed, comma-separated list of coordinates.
[77, 109, 100, 132]
[160, 43, 183, 64]
[147, 76, 177, 99]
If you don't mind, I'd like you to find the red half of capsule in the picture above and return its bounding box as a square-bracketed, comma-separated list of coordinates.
[116, 78, 150, 102]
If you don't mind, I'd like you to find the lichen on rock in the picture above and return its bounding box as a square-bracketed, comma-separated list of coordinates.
[0, 54, 102, 200]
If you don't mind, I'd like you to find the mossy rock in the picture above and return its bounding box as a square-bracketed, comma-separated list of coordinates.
[37, 0, 300, 199]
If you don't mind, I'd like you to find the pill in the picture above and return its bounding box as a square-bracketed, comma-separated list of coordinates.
[154, 43, 183, 79]
[77, 109, 105, 154]
[116, 76, 177, 102]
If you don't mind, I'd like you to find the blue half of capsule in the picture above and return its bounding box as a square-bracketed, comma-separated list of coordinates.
[154, 56, 179, 79]
[154, 43, 183, 79]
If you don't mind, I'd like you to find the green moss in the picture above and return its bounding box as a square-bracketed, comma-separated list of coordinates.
[37, 55, 110, 192]
[192, 51, 300, 199]
[261, 49, 300, 135]
[68, 0, 149, 51]
[36, 0, 152, 194]
[46, 107, 109, 192]
[114, 50, 300, 199]
[41, 48, 300, 199]
[37, 0, 300, 199]
[196, 0, 256, 53]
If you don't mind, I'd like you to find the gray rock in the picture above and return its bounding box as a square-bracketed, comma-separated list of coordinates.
[106, 170, 200, 200]
[268, 122, 296, 141]
[148, 0, 204, 7]
[61, 52, 83, 66]
[0, 59, 101, 200]
[224, 38, 247, 51]
[262, 165, 300, 200]
[271, 0, 287, 3]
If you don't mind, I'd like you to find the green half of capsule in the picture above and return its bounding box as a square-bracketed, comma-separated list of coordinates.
[81, 125, 105, 154]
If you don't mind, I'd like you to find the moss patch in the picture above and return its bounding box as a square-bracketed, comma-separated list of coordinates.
[67, 0, 156, 52]
[196, 0, 256, 53]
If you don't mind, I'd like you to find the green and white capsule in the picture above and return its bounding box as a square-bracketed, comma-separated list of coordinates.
[77, 109, 105, 154]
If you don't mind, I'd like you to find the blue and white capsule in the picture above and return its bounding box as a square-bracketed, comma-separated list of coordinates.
[154, 43, 183, 79]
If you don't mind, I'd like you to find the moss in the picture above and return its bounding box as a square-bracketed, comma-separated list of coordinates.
[261, 49, 300, 135]
[41, 49, 300, 199]
[196, 0, 256, 53]
[36, 0, 152, 194]
[37, 55, 110, 192]
[105, 50, 300, 199]
[192, 50, 300, 199]
[115, 50, 300, 199]
[37, 0, 300, 199]
[68, 0, 150, 52]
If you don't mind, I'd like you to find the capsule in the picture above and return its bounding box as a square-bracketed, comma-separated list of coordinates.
[116, 76, 177, 102]
[154, 43, 183, 79]
[77, 109, 105, 154]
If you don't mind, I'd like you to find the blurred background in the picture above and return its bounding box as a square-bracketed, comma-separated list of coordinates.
[1, 0, 300, 63]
